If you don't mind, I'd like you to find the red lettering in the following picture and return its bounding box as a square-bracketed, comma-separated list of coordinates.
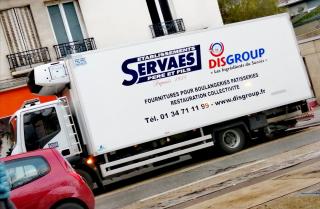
[209, 59, 216, 68]
[220, 57, 226, 66]
[209, 57, 226, 69]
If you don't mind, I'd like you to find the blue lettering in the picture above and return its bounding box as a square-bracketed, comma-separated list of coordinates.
[225, 48, 265, 65]
[234, 54, 241, 63]
[178, 54, 186, 67]
[242, 52, 250, 61]
[146, 61, 157, 74]
[122, 58, 139, 86]
[226, 55, 234, 64]
[186, 52, 195, 65]
[168, 57, 178, 70]
[157, 58, 168, 72]
[138, 63, 146, 76]
[259, 48, 265, 57]
[122, 45, 201, 86]
[250, 50, 259, 59]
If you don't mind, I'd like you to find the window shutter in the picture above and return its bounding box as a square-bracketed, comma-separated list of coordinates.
[0, 6, 41, 54]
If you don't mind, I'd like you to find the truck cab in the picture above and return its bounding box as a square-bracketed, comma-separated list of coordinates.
[9, 98, 82, 159]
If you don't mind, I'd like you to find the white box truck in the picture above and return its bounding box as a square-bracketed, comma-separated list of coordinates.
[7, 14, 313, 189]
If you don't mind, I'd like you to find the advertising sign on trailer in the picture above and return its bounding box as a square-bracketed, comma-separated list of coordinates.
[66, 14, 313, 155]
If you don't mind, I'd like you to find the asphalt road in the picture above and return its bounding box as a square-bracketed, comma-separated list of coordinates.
[95, 126, 320, 209]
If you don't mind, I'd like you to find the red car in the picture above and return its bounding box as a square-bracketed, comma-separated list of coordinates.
[2, 148, 95, 209]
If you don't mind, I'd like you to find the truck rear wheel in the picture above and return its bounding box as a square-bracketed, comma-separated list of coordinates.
[217, 127, 245, 154]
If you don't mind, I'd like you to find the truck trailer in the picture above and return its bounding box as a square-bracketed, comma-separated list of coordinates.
[7, 14, 313, 189]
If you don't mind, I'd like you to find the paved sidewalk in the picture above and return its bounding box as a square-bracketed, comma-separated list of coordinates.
[251, 183, 320, 209]
[288, 106, 320, 130]
[186, 161, 320, 209]
[122, 140, 320, 209]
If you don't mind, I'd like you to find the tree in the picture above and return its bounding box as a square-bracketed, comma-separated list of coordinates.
[218, 0, 286, 24]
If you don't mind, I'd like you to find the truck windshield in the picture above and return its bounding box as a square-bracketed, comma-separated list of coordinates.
[23, 107, 61, 151]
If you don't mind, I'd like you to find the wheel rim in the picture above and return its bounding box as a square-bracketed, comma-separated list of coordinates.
[222, 130, 241, 149]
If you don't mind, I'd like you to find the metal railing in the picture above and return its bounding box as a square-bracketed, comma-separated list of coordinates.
[150, 19, 185, 38]
[7, 47, 51, 70]
[53, 38, 96, 59]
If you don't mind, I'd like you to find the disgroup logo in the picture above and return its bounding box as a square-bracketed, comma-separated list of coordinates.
[209, 42, 224, 57]
[208, 42, 265, 69]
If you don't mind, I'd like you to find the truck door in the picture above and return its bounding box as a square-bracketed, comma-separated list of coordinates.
[20, 102, 82, 158]
[22, 106, 65, 152]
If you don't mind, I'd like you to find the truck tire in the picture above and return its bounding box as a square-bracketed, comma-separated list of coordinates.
[217, 127, 245, 154]
[76, 169, 94, 190]
[55, 202, 84, 209]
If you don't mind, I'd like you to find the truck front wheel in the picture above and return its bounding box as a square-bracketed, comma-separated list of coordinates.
[217, 127, 245, 154]
[76, 169, 94, 190]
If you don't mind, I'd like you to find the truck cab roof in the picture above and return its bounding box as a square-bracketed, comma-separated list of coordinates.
[10, 99, 60, 120]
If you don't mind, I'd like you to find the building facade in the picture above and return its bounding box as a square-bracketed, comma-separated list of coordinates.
[279, 0, 320, 17]
[299, 36, 320, 103]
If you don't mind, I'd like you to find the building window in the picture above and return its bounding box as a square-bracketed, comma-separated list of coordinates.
[146, 0, 164, 37]
[0, 6, 41, 54]
[47, 1, 85, 45]
[48, 1, 95, 59]
[0, 6, 50, 71]
[146, 0, 185, 38]
[23, 107, 61, 151]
